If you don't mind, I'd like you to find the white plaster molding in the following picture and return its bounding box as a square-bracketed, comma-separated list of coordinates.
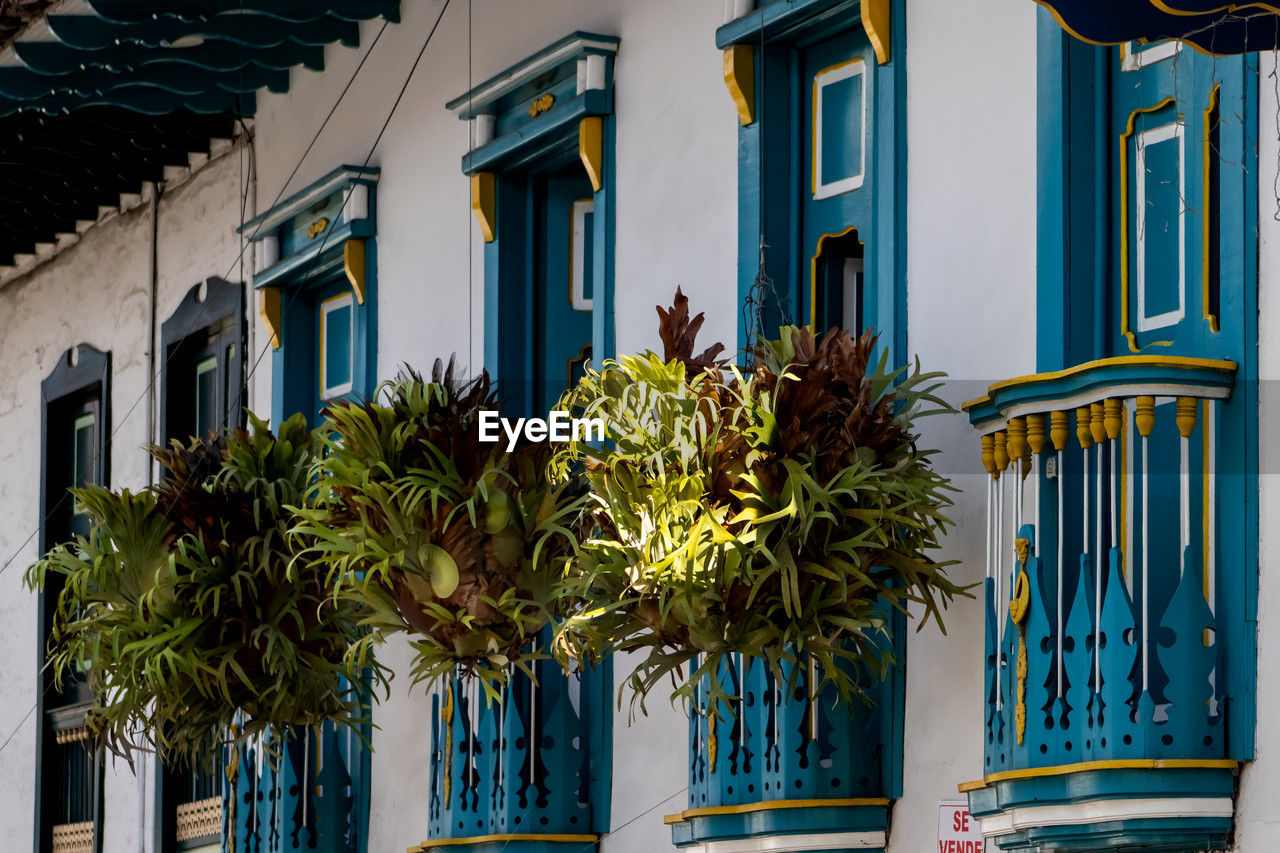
[979, 797, 1234, 840]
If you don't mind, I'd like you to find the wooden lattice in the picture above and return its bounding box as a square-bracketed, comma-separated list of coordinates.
[175, 796, 222, 842]
[50, 821, 93, 853]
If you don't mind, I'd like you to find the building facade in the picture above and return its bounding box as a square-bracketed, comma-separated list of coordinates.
[0, 1, 1276, 851]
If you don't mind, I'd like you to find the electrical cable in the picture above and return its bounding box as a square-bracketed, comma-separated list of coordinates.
[0, 15, 393, 582]
[0, 3, 448, 767]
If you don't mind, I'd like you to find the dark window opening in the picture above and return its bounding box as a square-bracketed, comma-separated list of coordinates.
[813, 230, 864, 334]
[38, 345, 110, 853]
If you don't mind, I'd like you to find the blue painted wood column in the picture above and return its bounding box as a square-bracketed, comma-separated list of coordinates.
[669, 1, 906, 849]
[235, 167, 382, 853]
[420, 33, 621, 853]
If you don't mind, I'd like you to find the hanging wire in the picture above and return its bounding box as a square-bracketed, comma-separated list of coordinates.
[0, 2, 456, 786]
[0, 16, 395, 588]
[467, 0, 475, 377]
[740, 5, 793, 369]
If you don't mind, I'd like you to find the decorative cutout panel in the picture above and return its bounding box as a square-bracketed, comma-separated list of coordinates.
[669, 648, 893, 852]
[231, 724, 366, 853]
[50, 822, 94, 853]
[175, 796, 223, 843]
[424, 662, 607, 849]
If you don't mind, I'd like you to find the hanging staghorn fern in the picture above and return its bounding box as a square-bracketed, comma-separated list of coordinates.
[294, 359, 589, 701]
[550, 288, 968, 714]
[24, 414, 377, 772]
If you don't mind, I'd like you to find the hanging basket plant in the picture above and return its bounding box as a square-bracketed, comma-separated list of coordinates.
[295, 359, 588, 698]
[25, 414, 375, 770]
[550, 289, 967, 712]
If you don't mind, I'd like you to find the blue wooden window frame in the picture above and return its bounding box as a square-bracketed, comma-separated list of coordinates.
[160, 276, 246, 444]
[239, 164, 379, 429]
[236, 167, 379, 853]
[437, 32, 618, 846]
[1033, 11, 1258, 762]
[712, 0, 907, 804]
[719, 0, 905, 370]
[449, 32, 618, 421]
[156, 276, 246, 852]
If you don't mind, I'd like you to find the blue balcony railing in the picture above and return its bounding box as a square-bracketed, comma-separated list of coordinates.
[961, 356, 1245, 853]
[230, 722, 368, 853]
[417, 657, 609, 853]
[668, 647, 898, 853]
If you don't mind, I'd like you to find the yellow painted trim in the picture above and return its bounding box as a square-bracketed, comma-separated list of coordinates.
[958, 758, 1239, 792]
[723, 44, 755, 125]
[960, 354, 1238, 413]
[1029, 1, 1240, 59]
[986, 354, 1233, 395]
[665, 797, 890, 826]
[318, 291, 354, 398]
[579, 116, 604, 192]
[810, 57, 866, 198]
[1120, 97, 1177, 353]
[1029, 0, 1122, 46]
[470, 172, 496, 243]
[962, 393, 993, 412]
[343, 238, 366, 304]
[258, 286, 282, 350]
[1203, 83, 1221, 333]
[409, 834, 598, 852]
[1148, 0, 1280, 16]
[808, 225, 863, 328]
[861, 0, 891, 64]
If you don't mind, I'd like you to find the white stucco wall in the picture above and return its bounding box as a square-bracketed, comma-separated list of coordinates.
[1226, 54, 1280, 851]
[0, 146, 245, 852]
[898, 0, 1038, 850]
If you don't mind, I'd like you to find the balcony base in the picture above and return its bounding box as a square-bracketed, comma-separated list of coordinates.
[409, 834, 597, 853]
[666, 799, 888, 852]
[963, 764, 1235, 852]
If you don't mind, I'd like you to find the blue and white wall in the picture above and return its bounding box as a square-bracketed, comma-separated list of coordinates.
[0, 1, 1276, 851]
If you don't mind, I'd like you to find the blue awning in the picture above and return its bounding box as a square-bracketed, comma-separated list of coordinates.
[0, 1, 401, 267]
[0, 0, 398, 117]
[1036, 0, 1280, 53]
